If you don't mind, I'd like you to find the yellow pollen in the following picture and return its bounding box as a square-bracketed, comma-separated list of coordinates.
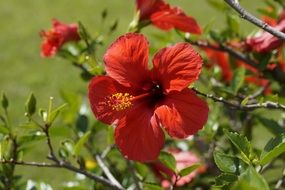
[107, 93, 133, 111]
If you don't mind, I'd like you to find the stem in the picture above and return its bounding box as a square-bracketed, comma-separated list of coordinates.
[192, 88, 285, 111]
[126, 160, 141, 190]
[224, 0, 285, 40]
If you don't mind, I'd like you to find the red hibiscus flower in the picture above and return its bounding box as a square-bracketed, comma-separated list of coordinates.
[245, 14, 285, 53]
[150, 149, 206, 189]
[136, 0, 201, 34]
[88, 33, 209, 162]
[203, 47, 233, 82]
[40, 19, 80, 57]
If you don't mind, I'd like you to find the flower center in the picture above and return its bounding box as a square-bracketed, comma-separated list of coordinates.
[107, 93, 133, 111]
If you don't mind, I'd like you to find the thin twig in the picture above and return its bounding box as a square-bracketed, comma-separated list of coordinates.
[95, 154, 124, 189]
[0, 159, 124, 190]
[192, 88, 285, 111]
[224, 0, 285, 40]
[187, 39, 285, 83]
[126, 160, 141, 190]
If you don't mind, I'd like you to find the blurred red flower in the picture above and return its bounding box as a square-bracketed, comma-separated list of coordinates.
[245, 12, 285, 53]
[203, 48, 233, 82]
[136, 0, 201, 34]
[40, 19, 80, 57]
[88, 33, 209, 162]
[150, 149, 206, 189]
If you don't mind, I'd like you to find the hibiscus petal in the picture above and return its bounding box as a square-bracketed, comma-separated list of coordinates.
[115, 103, 165, 162]
[152, 43, 203, 93]
[88, 76, 133, 125]
[136, 0, 166, 20]
[103, 33, 150, 89]
[150, 7, 201, 34]
[155, 89, 209, 139]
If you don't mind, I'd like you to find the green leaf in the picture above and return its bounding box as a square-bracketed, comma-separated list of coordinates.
[144, 182, 164, 190]
[224, 130, 251, 164]
[179, 164, 201, 177]
[109, 20, 118, 33]
[232, 166, 270, 190]
[0, 125, 9, 135]
[241, 96, 249, 106]
[101, 8, 108, 20]
[48, 103, 67, 124]
[73, 131, 91, 156]
[230, 66, 245, 94]
[260, 133, 285, 165]
[158, 151, 176, 172]
[213, 150, 248, 174]
[227, 14, 240, 34]
[76, 114, 89, 133]
[78, 21, 90, 42]
[215, 173, 238, 186]
[1, 93, 8, 110]
[257, 117, 285, 136]
[25, 93, 37, 116]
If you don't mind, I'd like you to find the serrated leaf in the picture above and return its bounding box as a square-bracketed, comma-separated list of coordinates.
[230, 67, 245, 94]
[213, 150, 248, 174]
[224, 130, 251, 164]
[158, 151, 176, 172]
[1, 93, 8, 110]
[232, 166, 269, 190]
[73, 131, 91, 156]
[260, 133, 285, 165]
[257, 117, 285, 136]
[179, 164, 201, 177]
[25, 93, 36, 116]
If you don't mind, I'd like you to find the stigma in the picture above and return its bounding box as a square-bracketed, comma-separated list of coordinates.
[107, 93, 133, 111]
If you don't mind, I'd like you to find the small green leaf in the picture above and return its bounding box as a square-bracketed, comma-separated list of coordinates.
[101, 8, 108, 20]
[215, 173, 238, 186]
[144, 182, 164, 190]
[48, 103, 67, 124]
[0, 125, 9, 135]
[25, 93, 37, 116]
[78, 21, 90, 41]
[213, 150, 248, 174]
[73, 131, 91, 156]
[109, 20, 118, 33]
[179, 164, 201, 177]
[260, 133, 285, 165]
[257, 117, 285, 136]
[1, 93, 8, 110]
[241, 96, 249, 106]
[230, 66, 245, 94]
[232, 166, 270, 190]
[158, 151, 176, 172]
[227, 14, 240, 34]
[224, 130, 251, 164]
[76, 114, 89, 133]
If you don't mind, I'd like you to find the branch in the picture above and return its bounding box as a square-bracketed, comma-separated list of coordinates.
[126, 160, 141, 190]
[187, 39, 285, 83]
[0, 159, 124, 190]
[224, 0, 285, 40]
[95, 154, 124, 189]
[192, 88, 285, 111]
